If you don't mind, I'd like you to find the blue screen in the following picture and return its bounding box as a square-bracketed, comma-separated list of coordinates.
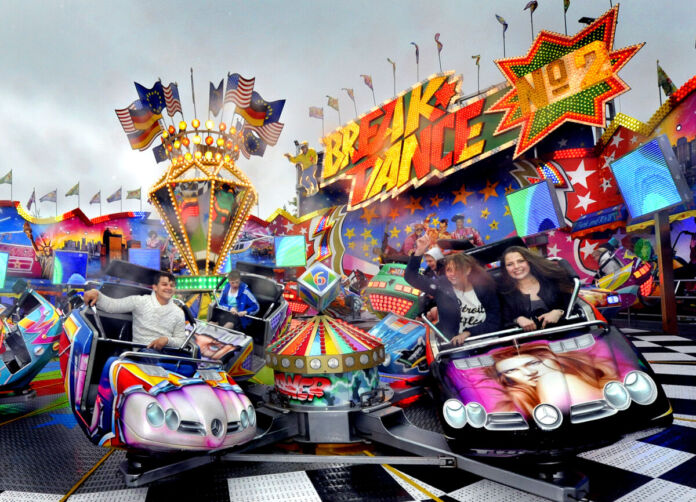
[274, 236, 307, 267]
[610, 138, 684, 218]
[506, 180, 563, 237]
[53, 251, 88, 285]
[128, 248, 161, 270]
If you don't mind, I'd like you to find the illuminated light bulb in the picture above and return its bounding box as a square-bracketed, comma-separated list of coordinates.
[179, 121, 187, 131]
[162, 131, 169, 139]
[219, 122, 227, 132]
[173, 140, 181, 149]
[178, 155, 184, 163]
[182, 137, 190, 147]
[167, 144, 173, 152]
[195, 151, 202, 159]
[168, 125, 176, 135]
[205, 136, 214, 146]
[185, 152, 193, 161]
[234, 145, 239, 151]
[192, 119, 200, 128]
[216, 138, 225, 147]
[205, 151, 213, 160]
[224, 154, 231, 162]
[193, 135, 202, 144]
[225, 141, 233, 150]
[171, 157, 178, 166]
[215, 152, 222, 161]
[205, 120, 214, 130]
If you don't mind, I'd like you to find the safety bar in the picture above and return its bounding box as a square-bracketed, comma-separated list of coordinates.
[419, 315, 449, 343]
[116, 350, 222, 367]
[435, 319, 608, 363]
[565, 277, 582, 321]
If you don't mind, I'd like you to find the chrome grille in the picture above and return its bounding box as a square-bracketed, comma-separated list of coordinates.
[227, 421, 241, 433]
[570, 400, 617, 424]
[178, 420, 206, 435]
[485, 412, 529, 431]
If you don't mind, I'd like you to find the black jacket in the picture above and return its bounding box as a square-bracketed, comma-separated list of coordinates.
[405, 255, 501, 339]
[501, 275, 572, 326]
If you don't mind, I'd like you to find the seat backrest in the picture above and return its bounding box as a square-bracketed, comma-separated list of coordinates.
[548, 257, 579, 279]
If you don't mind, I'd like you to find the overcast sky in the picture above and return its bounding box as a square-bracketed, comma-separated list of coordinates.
[0, 0, 693, 219]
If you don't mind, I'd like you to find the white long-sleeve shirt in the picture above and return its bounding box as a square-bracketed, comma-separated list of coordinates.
[96, 292, 187, 348]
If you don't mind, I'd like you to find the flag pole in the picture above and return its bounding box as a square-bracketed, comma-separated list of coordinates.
[438, 52, 442, 73]
[477, 65, 480, 95]
[190, 68, 198, 119]
[530, 10, 534, 41]
[120, 186, 123, 212]
[371, 87, 376, 107]
[503, 29, 506, 58]
[321, 116, 325, 137]
[563, 6, 568, 35]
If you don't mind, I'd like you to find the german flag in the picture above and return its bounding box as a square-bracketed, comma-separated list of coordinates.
[130, 105, 162, 131]
[235, 91, 268, 126]
[127, 120, 162, 151]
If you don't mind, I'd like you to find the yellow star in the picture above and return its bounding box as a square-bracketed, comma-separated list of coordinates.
[481, 208, 490, 219]
[361, 206, 378, 225]
[361, 228, 373, 240]
[503, 205, 510, 216]
[429, 194, 444, 207]
[344, 228, 355, 239]
[388, 208, 400, 220]
[432, 218, 439, 226]
[504, 184, 515, 195]
[370, 238, 378, 246]
[365, 253, 369, 257]
[405, 225, 412, 234]
[389, 226, 401, 239]
[452, 185, 474, 205]
[480, 180, 500, 201]
[489, 219, 499, 230]
[404, 196, 424, 214]
[466, 218, 472, 224]
[348, 241, 356, 249]
[485, 235, 490, 240]
[362, 244, 370, 251]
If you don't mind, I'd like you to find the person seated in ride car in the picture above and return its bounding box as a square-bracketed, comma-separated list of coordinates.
[217, 270, 260, 331]
[500, 246, 573, 332]
[83, 271, 186, 351]
[420, 246, 445, 316]
[405, 235, 501, 346]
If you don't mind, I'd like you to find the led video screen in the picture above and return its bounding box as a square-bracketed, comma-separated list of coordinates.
[274, 235, 307, 268]
[610, 135, 693, 219]
[506, 179, 565, 237]
[52, 251, 88, 285]
[128, 248, 161, 270]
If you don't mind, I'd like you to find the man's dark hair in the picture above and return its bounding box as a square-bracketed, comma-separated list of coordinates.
[153, 271, 176, 286]
[227, 270, 241, 281]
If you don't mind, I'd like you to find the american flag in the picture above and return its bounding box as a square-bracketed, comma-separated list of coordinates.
[115, 102, 136, 133]
[164, 83, 183, 117]
[224, 73, 255, 108]
[248, 122, 284, 146]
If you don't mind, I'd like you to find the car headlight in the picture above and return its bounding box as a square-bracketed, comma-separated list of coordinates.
[465, 402, 487, 428]
[240, 410, 249, 429]
[533, 404, 563, 430]
[247, 405, 256, 427]
[442, 399, 467, 429]
[165, 408, 180, 431]
[146, 402, 164, 427]
[211, 418, 223, 437]
[603, 381, 631, 410]
[624, 371, 657, 405]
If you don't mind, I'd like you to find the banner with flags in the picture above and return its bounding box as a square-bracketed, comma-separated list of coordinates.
[472, 54, 481, 66]
[434, 33, 443, 53]
[326, 96, 339, 111]
[224, 73, 255, 108]
[0, 170, 11, 184]
[247, 122, 284, 146]
[90, 191, 101, 205]
[360, 74, 374, 91]
[115, 102, 137, 133]
[40, 189, 57, 203]
[126, 188, 141, 200]
[309, 107, 324, 119]
[342, 88, 355, 102]
[496, 14, 509, 32]
[127, 123, 163, 151]
[135, 81, 166, 114]
[65, 183, 79, 197]
[235, 91, 285, 127]
[107, 188, 122, 203]
[564, 0, 570, 12]
[163, 83, 182, 117]
[657, 61, 677, 96]
[410, 42, 419, 63]
[524, 1, 538, 13]
[209, 79, 224, 116]
[27, 190, 36, 210]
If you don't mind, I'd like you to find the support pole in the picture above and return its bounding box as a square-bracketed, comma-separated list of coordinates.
[654, 210, 678, 334]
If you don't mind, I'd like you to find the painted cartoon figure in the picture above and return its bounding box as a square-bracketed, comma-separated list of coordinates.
[23, 222, 53, 280]
[451, 214, 484, 247]
[285, 141, 319, 196]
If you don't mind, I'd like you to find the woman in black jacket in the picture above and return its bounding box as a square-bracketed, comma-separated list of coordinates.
[405, 236, 501, 346]
[500, 246, 573, 331]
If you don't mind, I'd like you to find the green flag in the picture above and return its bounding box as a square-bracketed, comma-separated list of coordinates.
[65, 182, 79, 196]
[126, 188, 141, 200]
[0, 170, 11, 184]
[657, 61, 677, 97]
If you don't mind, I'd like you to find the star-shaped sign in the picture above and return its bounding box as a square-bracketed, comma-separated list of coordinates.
[452, 185, 474, 205]
[488, 6, 643, 158]
[567, 160, 596, 189]
[404, 196, 424, 214]
[575, 192, 596, 212]
[480, 180, 500, 201]
[434, 79, 458, 109]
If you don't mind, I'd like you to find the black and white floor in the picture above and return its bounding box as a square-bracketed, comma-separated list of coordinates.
[1, 327, 694, 502]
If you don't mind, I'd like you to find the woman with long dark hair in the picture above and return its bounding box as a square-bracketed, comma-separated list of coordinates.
[405, 236, 501, 345]
[500, 246, 574, 331]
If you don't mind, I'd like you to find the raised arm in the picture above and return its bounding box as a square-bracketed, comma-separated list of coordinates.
[404, 235, 439, 294]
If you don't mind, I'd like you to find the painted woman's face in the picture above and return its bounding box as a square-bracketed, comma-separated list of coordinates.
[495, 354, 559, 387]
[504, 252, 531, 282]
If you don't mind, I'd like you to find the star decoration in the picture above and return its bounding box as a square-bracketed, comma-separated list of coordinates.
[360, 206, 378, 225]
[300, 227, 307, 235]
[362, 244, 370, 251]
[349, 242, 356, 249]
[547, 244, 560, 257]
[370, 238, 378, 246]
[429, 194, 444, 207]
[452, 185, 474, 205]
[485, 235, 491, 241]
[434, 79, 457, 109]
[489, 220, 499, 230]
[503, 205, 511, 216]
[567, 160, 596, 189]
[388, 208, 400, 220]
[557, 138, 568, 148]
[283, 221, 294, 233]
[466, 218, 472, 224]
[488, 6, 643, 158]
[579, 240, 599, 259]
[504, 184, 515, 194]
[389, 226, 401, 239]
[405, 225, 412, 234]
[360, 228, 373, 240]
[403, 196, 424, 214]
[481, 208, 491, 219]
[609, 133, 625, 150]
[600, 177, 613, 191]
[344, 228, 355, 239]
[575, 192, 596, 212]
[480, 180, 500, 201]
